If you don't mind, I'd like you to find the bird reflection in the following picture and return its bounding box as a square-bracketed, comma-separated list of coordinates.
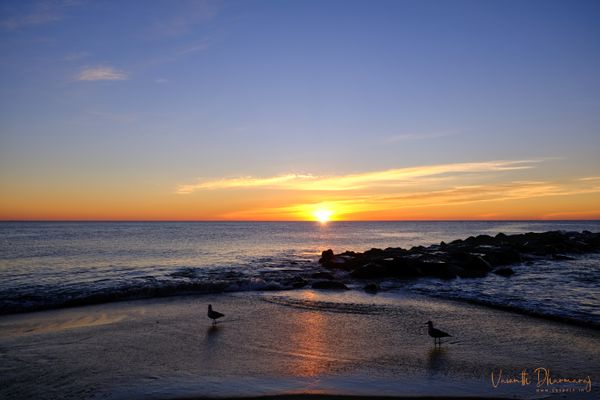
[205, 324, 222, 340]
[427, 346, 448, 373]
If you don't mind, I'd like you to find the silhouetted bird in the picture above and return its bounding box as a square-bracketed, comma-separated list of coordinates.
[208, 304, 224, 325]
[425, 321, 451, 346]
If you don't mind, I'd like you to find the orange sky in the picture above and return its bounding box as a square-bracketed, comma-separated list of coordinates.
[2, 160, 599, 221]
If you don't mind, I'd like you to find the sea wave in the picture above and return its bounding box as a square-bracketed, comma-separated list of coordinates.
[404, 254, 600, 329]
[0, 263, 325, 315]
[2, 256, 599, 332]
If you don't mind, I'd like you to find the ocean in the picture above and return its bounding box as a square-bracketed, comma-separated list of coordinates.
[1, 221, 599, 327]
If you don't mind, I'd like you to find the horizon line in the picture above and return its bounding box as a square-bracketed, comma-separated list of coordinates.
[1, 219, 599, 223]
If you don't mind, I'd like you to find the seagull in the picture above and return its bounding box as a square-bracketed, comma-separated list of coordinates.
[208, 304, 225, 325]
[425, 321, 451, 346]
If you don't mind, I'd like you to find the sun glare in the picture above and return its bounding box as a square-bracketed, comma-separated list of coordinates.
[314, 209, 333, 223]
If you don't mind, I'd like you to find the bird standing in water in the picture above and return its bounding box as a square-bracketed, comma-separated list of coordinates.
[425, 321, 451, 346]
[208, 304, 224, 325]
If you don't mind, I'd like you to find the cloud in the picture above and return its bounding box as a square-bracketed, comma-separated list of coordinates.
[150, 0, 219, 38]
[577, 176, 600, 182]
[376, 181, 600, 207]
[177, 39, 210, 55]
[384, 130, 459, 143]
[217, 179, 600, 221]
[176, 159, 600, 220]
[177, 174, 315, 194]
[176, 160, 540, 194]
[64, 51, 90, 61]
[1, 0, 79, 30]
[76, 66, 129, 81]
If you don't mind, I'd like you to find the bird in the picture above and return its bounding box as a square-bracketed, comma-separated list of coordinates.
[425, 321, 451, 346]
[208, 304, 225, 325]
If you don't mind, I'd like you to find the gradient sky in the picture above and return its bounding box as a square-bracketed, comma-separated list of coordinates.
[1, 0, 599, 220]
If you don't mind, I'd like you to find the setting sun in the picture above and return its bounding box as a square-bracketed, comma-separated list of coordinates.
[314, 209, 333, 223]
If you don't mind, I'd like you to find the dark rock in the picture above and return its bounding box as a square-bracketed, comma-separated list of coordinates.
[314, 231, 600, 284]
[418, 261, 458, 280]
[318, 249, 334, 264]
[363, 248, 386, 258]
[449, 251, 493, 271]
[465, 234, 496, 246]
[364, 283, 379, 293]
[481, 247, 522, 266]
[385, 258, 422, 278]
[339, 250, 360, 257]
[466, 255, 493, 271]
[311, 272, 335, 280]
[493, 267, 515, 277]
[311, 280, 349, 290]
[319, 250, 362, 270]
[383, 247, 410, 256]
[328, 256, 355, 269]
[351, 263, 390, 279]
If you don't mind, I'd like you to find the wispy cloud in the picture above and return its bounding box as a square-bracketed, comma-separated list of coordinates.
[376, 181, 600, 207]
[64, 51, 90, 61]
[1, 0, 79, 30]
[76, 66, 128, 81]
[577, 176, 600, 182]
[176, 160, 539, 194]
[384, 130, 460, 143]
[177, 40, 211, 56]
[175, 159, 600, 220]
[218, 179, 600, 221]
[150, 0, 219, 38]
[177, 174, 315, 194]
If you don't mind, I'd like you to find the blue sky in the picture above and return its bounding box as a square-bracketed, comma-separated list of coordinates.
[1, 0, 599, 220]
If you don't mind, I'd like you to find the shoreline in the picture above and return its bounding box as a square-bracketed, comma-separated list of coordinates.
[2, 278, 598, 330]
[408, 289, 600, 330]
[2, 284, 599, 326]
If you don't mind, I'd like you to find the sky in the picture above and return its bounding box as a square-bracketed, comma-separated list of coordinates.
[1, 0, 599, 221]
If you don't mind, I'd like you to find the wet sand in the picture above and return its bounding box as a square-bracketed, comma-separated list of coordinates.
[0, 290, 598, 399]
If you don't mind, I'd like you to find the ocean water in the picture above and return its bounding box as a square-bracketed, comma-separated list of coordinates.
[1, 221, 599, 326]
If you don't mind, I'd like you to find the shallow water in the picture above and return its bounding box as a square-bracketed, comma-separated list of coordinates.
[1, 221, 599, 325]
[0, 291, 597, 399]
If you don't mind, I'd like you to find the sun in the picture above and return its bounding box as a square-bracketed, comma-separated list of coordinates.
[314, 208, 333, 223]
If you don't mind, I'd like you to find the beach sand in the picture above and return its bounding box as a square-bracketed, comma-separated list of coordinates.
[0, 289, 597, 399]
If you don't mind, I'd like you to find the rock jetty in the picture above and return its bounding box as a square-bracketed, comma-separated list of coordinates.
[318, 230, 600, 281]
